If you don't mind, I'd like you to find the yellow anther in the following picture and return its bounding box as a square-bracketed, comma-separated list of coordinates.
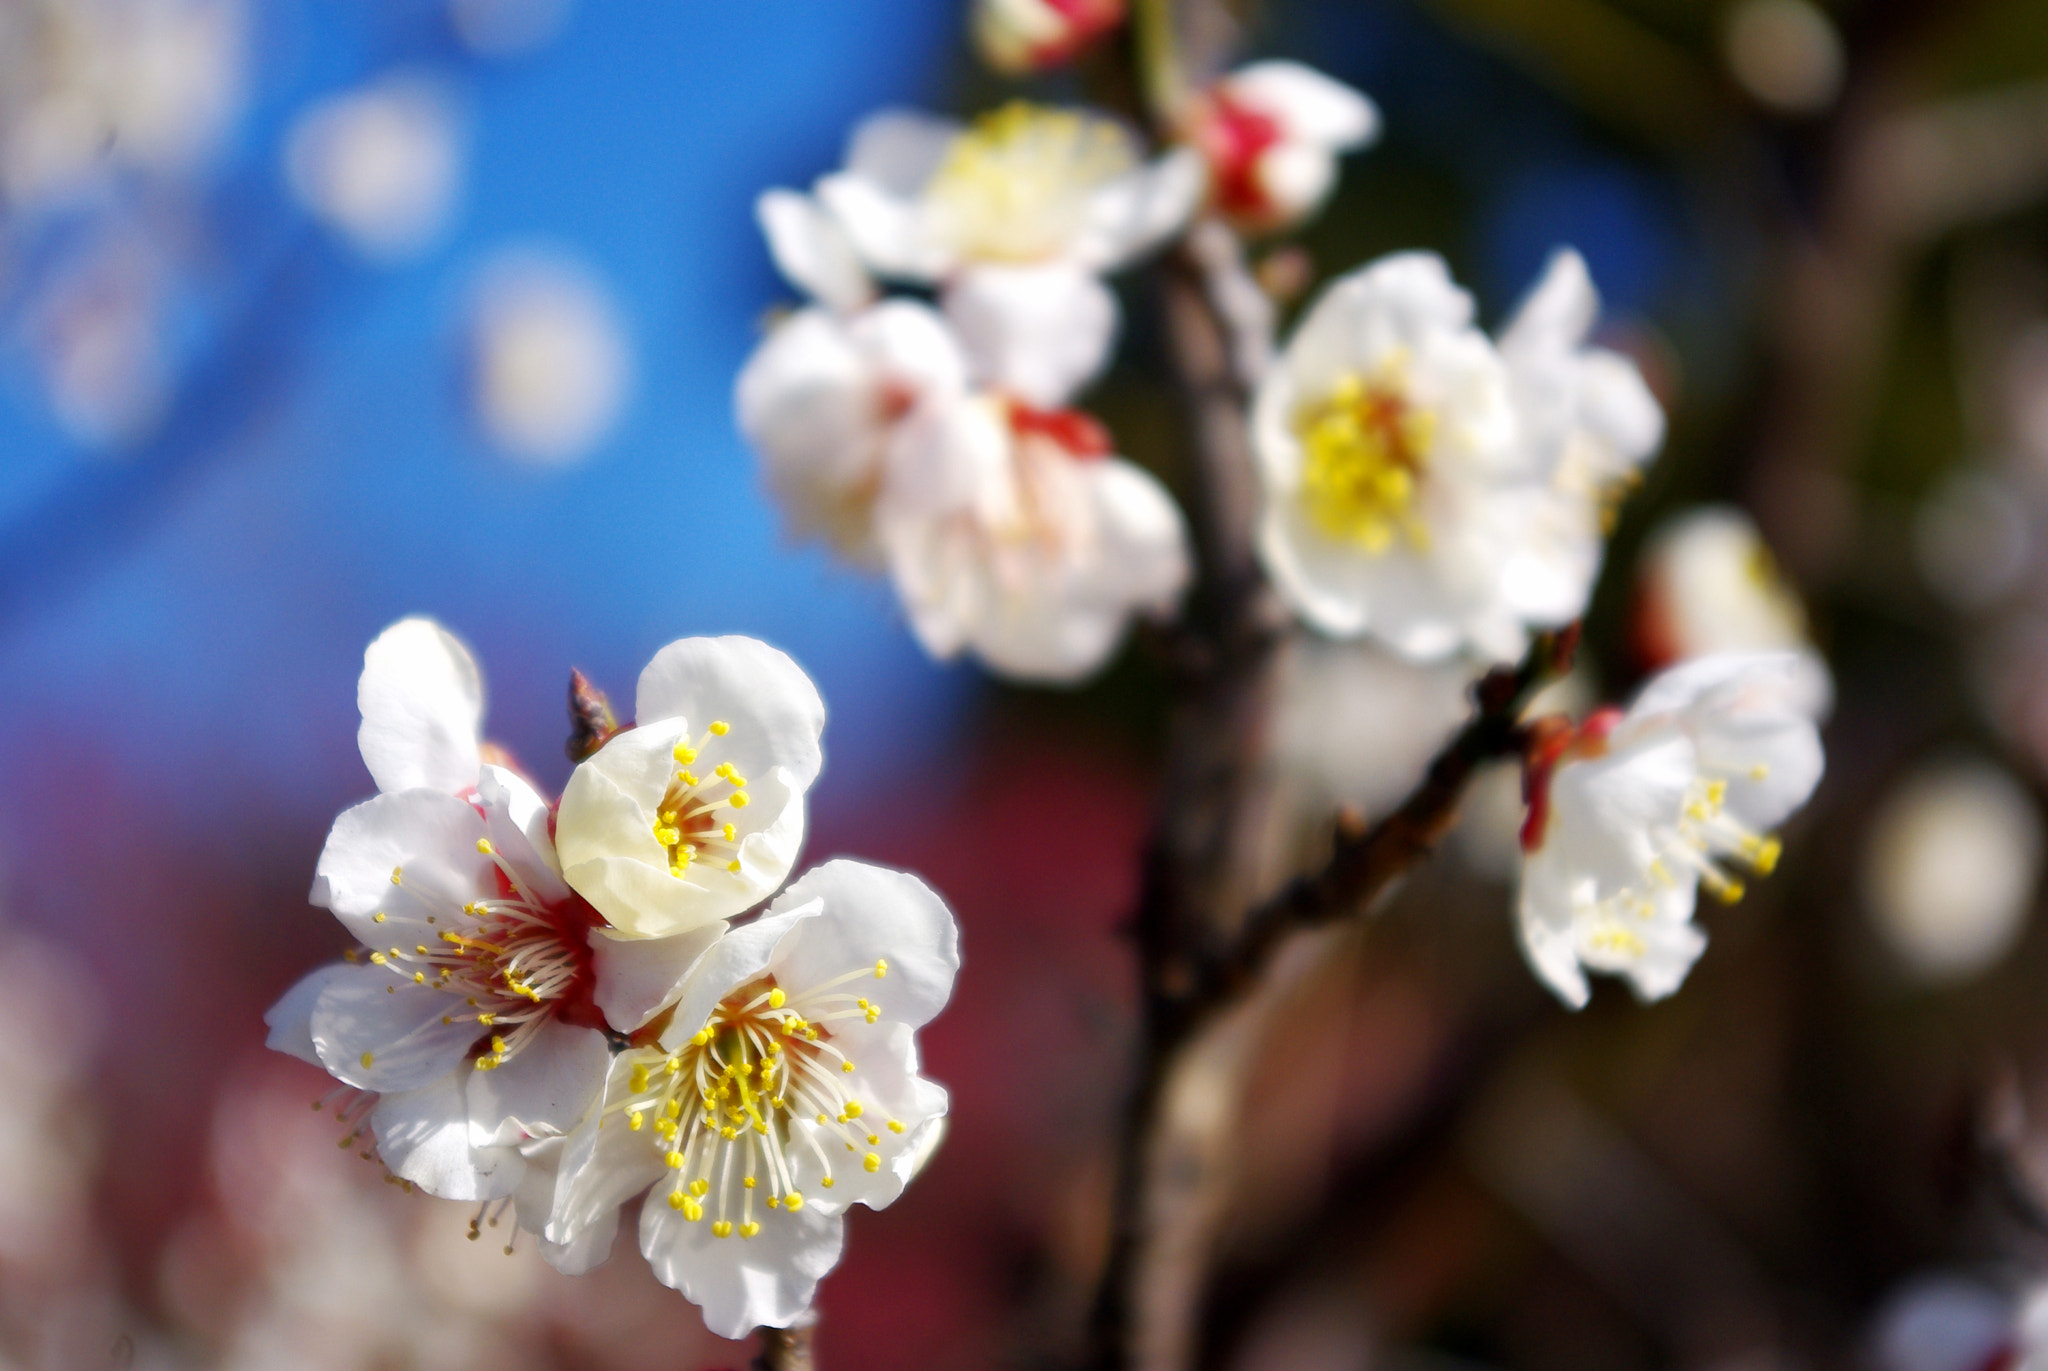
[715, 762, 733, 780]
[672, 743, 696, 764]
[742, 1176, 756, 1189]
[709, 720, 729, 735]
[875, 959, 888, 979]
[413, 972, 426, 984]
[857, 999, 869, 1010]
[841, 1061, 855, 1073]
[627, 1111, 645, 1132]
[491, 1036, 507, 1053]
[729, 792, 750, 809]
[665, 1098, 682, 1119]
[766, 1196, 780, 1209]
[785, 1192, 804, 1211]
[816, 1113, 829, 1125]
[369, 951, 388, 965]
[806, 1028, 819, 1040]
[720, 1125, 737, 1139]
[668, 1190, 687, 1211]
[739, 1221, 760, 1239]
[1705, 779, 1728, 808]
[1750, 836, 1783, 875]
[691, 1029, 712, 1047]
[844, 1101, 863, 1118]
[391, 866, 403, 885]
[723, 823, 737, 841]
[415, 944, 429, 955]
[865, 1010, 880, 1023]
[442, 1015, 454, 1025]
[728, 859, 743, 873]
[684, 1197, 704, 1221]
[863, 1153, 882, 1173]
[1751, 763, 1772, 781]
[372, 912, 386, 923]
[478, 1012, 495, 1025]
[666, 1150, 683, 1169]
[360, 1051, 374, 1068]
[680, 771, 699, 788]
[820, 1177, 835, 1189]
[888, 1120, 905, 1134]
[867, 1133, 880, 1145]
[712, 1220, 733, 1238]
[691, 1178, 709, 1197]
[476, 839, 494, 854]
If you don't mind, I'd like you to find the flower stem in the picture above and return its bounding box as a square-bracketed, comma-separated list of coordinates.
[754, 1312, 817, 1371]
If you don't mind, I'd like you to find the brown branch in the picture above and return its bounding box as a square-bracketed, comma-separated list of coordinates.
[754, 1313, 817, 1371]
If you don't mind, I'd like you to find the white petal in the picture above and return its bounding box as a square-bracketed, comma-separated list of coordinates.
[842, 108, 960, 194]
[942, 264, 1117, 408]
[633, 636, 826, 792]
[1576, 349, 1665, 471]
[658, 901, 824, 1051]
[467, 1023, 609, 1147]
[372, 1075, 523, 1201]
[264, 963, 356, 1067]
[639, 1182, 845, 1339]
[1515, 851, 1593, 1009]
[545, 1058, 669, 1259]
[1075, 146, 1206, 272]
[541, 1199, 619, 1275]
[309, 788, 493, 945]
[816, 171, 952, 281]
[1089, 457, 1193, 615]
[757, 188, 874, 315]
[311, 963, 484, 1092]
[477, 763, 569, 904]
[1612, 915, 1709, 1003]
[1226, 61, 1381, 149]
[768, 860, 960, 1032]
[1252, 143, 1338, 226]
[357, 617, 483, 795]
[591, 920, 727, 1033]
[791, 1020, 948, 1215]
[1545, 732, 1698, 891]
[1499, 249, 1597, 363]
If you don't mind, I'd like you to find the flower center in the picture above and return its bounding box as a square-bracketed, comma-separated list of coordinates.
[368, 836, 602, 1071]
[651, 719, 751, 881]
[1295, 369, 1437, 554]
[608, 959, 902, 1240]
[927, 102, 1136, 263]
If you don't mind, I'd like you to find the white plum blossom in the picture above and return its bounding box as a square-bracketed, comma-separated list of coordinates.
[555, 635, 826, 940]
[810, 101, 1203, 401]
[972, 0, 1124, 74]
[738, 193, 971, 563]
[265, 620, 632, 1265]
[1516, 651, 1826, 1008]
[542, 859, 958, 1339]
[1495, 250, 1665, 630]
[1252, 251, 1532, 660]
[1634, 504, 1809, 666]
[1184, 61, 1380, 235]
[875, 387, 1191, 682]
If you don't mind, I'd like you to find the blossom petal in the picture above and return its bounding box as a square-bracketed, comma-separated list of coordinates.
[467, 1022, 609, 1148]
[639, 1182, 845, 1339]
[591, 920, 727, 1034]
[311, 963, 484, 1092]
[792, 1019, 948, 1216]
[632, 635, 826, 792]
[757, 188, 873, 314]
[658, 901, 823, 1051]
[1499, 248, 1597, 363]
[1075, 145, 1205, 272]
[310, 788, 493, 945]
[545, 1058, 669, 1259]
[942, 264, 1117, 408]
[263, 963, 356, 1067]
[372, 1075, 523, 1201]
[357, 618, 483, 795]
[841, 108, 959, 194]
[768, 860, 960, 1032]
[478, 763, 570, 904]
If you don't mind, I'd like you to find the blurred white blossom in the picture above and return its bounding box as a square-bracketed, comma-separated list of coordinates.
[23, 224, 175, 446]
[466, 251, 632, 464]
[1864, 758, 2042, 986]
[449, 0, 573, 59]
[1518, 652, 1826, 1007]
[285, 74, 467, 262]
[1636, 505, 1809, 664]
[972, 0, 1124, 74]
[0, 0, 245, 210]
[1724, 0, 1845, 116]
[1184, 62, 1379, 235]
[875, 389, 1190, 681]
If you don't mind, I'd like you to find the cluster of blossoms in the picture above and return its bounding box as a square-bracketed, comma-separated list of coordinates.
[267, 620, 959, 1338]
[737, 51, 1379, 681]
